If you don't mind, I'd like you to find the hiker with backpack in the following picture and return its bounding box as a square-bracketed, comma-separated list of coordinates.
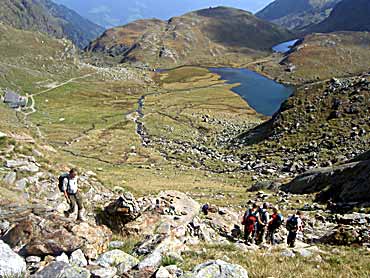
[242, 203, 262, 244]
[267, 206, 284, 245]
[59, 168, 85, 221]
[256, 202, 270, 244]
[286, 211, 303, 248]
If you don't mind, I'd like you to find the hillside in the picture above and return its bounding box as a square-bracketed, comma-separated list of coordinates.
[0, 0, 104, 48]
[308, 0, 370, 33]
[249, 32, 370, 84]
[86, 7, 294, 67]
[256, 0, 341, 31]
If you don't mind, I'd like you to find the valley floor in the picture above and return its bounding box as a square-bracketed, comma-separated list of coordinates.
[1, 46, 369, 277]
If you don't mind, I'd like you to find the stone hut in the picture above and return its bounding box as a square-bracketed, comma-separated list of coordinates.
[3, 89, 27, 108]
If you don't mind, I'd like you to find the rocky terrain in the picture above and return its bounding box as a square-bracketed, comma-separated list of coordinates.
[87, 7, 294, 67]
[0, 0, 104, 48]
[282, 156, 370, 205]
[0, 2, 369, 277]
[0, 146, 369, 277]
[230, 75, 370, 181]
[256, 0, 341, 32]
[308, 0, 370, 34]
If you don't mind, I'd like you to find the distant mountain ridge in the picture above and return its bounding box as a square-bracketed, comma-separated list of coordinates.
[0, 0, 104, 48]
[256, 0, 341, 31]
[308, 0, 370, 33]
[87, 6, 293, 67]
[54, 0, 274, 28]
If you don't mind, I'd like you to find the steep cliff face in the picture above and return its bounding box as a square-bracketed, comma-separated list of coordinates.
[308, 0, 370, 33]
[256, 0, 341, 31]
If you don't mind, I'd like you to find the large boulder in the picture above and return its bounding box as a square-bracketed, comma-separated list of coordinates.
[31, 261, 90, 278]
[96, 249, 139, 270]
[70, 249, 88, 267]
[98, 192, 141, 232]
[2, 212, 111, 259]
[125, 190, 201, 236]
[2, 219, 34, 248]
[23, 227, 83, 256]
[282, 159, 370, 204]
[71, 222, 112, 259]
[184, 260, 248, 278]
[136, 237, 187, 272]
[0, 240, 26, 277]
[319, 225, 370, 246]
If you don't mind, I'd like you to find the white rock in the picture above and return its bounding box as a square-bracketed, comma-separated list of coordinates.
[137, 250, 162, 270]
[26, 256, 42, 263]
[90, 266, 117, 278]
[3, 171, 16, 184]
[108, 241, 125, 249]
[0, 240, 26, 277]
[295, 248, 312, 257]
[156, 266, 172, 278]
[0, 131, 7, 138]
[4, 159, 27, 168]
[96, 249, 139, 269]
[187, 260, 248, 278]
[70, 249, 87, 267]
[18, 163, 39, 172]
[0, 220, 10, 233]
[56, 252, 69, 263]
[15, 178, 28, 190]
[281, 249, 295, 257]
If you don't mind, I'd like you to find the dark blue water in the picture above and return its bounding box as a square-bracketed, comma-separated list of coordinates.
[209, 68, 293, 116]
[272, 39, 300, 53]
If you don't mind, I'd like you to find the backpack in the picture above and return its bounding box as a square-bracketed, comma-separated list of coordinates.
[272, 213, 284, 229]
[58, 173, 69, 192]
[259, 208, 269, 224]
[286, 216, 298, 231]
[242, 209, 258, 226]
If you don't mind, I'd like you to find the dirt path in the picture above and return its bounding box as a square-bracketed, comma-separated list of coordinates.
[17, 73, 94, 138]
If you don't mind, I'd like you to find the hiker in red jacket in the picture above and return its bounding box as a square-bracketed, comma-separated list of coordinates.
[242, 203, 262, 244]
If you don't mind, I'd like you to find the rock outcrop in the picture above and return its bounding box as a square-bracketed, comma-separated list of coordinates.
[0, 204, 112, 259]
[282, 159, 370, 204]
[31, 261, 90, 278]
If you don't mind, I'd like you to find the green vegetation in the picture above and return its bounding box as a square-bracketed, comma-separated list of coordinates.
[161, 255, 179, 267]
[180, 243, 370, 278]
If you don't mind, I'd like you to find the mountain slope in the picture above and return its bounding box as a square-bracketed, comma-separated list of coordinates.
[0, 0, 104, 48]
[256, 0, 341, 31]
[309, 0, 370, 33]
[87, 7, 294, 67]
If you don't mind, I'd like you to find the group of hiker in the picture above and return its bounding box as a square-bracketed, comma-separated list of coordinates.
[58, 168, 303, 248]
[241, 202, 303, 247]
